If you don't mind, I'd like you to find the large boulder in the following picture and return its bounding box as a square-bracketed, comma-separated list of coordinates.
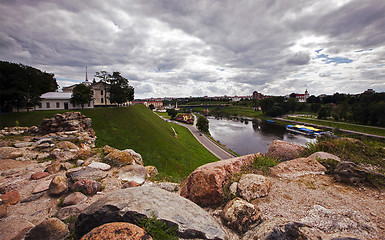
[334, 161, 367, 184]
[220, 197, 263, 234]
[80, 222, 152, 240]
[74, 186, 227, 240]
[237, 174, 270, 201]
[270, 157, 327, 178]
[181, 154, 259, 207]
[25, 217, 69, 240]
[266, 140, 305, 161]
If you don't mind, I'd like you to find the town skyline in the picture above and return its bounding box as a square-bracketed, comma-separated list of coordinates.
[1, 0, 384, 98]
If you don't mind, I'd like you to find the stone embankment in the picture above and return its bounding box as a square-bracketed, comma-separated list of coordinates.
[0, 113, 384, 239]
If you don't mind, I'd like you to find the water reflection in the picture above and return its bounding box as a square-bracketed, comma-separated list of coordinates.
[208, 116, 315, 155]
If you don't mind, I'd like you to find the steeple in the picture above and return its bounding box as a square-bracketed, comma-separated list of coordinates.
[82, 66, 91, 86]
[86, 66, 88, 82]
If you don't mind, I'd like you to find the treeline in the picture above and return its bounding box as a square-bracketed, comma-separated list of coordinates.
[259, 92, 385, 127]
[0, 61, 58, 112]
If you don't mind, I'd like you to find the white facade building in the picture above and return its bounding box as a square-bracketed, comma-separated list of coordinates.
[34, 92, 94, 111]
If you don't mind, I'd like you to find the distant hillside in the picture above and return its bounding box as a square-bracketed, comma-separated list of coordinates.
[0, 105, 218, 180]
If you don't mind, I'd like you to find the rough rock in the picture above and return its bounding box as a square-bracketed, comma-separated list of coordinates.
[71, 179, 102, 195]
[0, 147, 18, 159]
[0, 204, 7, 218]
[0, 218, 34, 240]
[7, 151, 24, 159]
[145, 166, 158, 179]
[63, 192, 88, 206]
[243, 218, 326, 240]
[181, 154, 259, 207]
[55, 204, 89, 221]
[88, 162, 111, 171]
[14, 142, 33, 148]
[31, 171, 49, 180]
[66, 167, 107, 182]
[122, 149, 144, 165]
[76, 160, 85, 166]
[122, 181, 140, 188]
[334, 161, 367, 184]
[229, 182, 238, 196]
[80, 222, 153, 240]
[102, 145, 116, 155]
[118, 165, 146, 184]
[25, 217, 69, 240]
[75, 186, 227, 240]
[45, 161, 62, 174]
[74, 149, 94, 160]
[221, 197, 263, 234]
[32, 179, 51, 194]
[270, 157, 327, 178]
[238, 174, 270, 201]
[266, 140, 305, 161]
[55, 141, 79, 150]
[300, 205, 375, 237]
[307, 152, 341, 162]
[104, 150, 134, 166]
[0, 141, 10, 147]
[0, 190, 21, 205]
[50, 149, 76, 161]
[21, 192, 45, 203]
[48, 175, 68, 195]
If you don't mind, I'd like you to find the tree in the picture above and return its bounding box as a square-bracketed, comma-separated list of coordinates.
[109, 72, 134, 106]
[167, 108, 178, 119]
[94, 71, 111, 105]
[70, 84, 93, 109]
[289, 93, 297, 98]
[317, 106, 330, 119]
[197, 115, 209, 133]
[149, 104, 155, 110]
[0, 61, 58, 112]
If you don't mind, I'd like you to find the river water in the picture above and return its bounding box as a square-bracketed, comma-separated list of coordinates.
[208, 116, 315, 155]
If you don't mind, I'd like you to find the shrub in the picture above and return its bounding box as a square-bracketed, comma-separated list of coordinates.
[137, 213, 178, 240]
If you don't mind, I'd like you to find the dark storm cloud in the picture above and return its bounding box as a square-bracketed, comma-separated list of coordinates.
[1, 0, 384, 97]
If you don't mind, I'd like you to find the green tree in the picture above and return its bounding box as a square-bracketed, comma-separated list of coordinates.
[197, 115, 209, 133]
[109, 72, 134, 106]
[149, 104, 155, 110]
[166, 108, 178, 119]
[317, 106, 330, 119]
[0, 61, 58, 112]
[70, 84, 93, 109]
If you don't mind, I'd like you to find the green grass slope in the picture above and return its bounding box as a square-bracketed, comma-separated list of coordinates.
[1, 105, 218, 180]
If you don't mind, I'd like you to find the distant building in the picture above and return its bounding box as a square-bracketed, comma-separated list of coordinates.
[175, 114, 193, 124]
[252, 91, 264, 100]
[132, 100, 163, 109]
[63, 80, 112, 107]
[35, 92, 94, 111]
[295, 90, 309, 102]
[363, 89, 375, 94]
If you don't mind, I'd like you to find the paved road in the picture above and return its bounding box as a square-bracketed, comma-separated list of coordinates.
[155, 112, 236, 160]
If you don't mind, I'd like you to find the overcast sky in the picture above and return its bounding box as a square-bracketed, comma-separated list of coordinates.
[1, 0, 384, 98]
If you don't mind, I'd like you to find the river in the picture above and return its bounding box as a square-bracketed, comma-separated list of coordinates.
[208, 116, 315, 155]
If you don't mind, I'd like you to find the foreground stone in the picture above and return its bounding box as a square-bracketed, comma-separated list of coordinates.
[48, 175, 68, 195]
[63, 192, 87, 206]
[334, 161, 367, 184]
[181, 154, 259, 207]
[0, 190, 20, 205]
[237, 174, 270, 201]
[270, 157, 327, 178]
[266, 140, 305, 161]
[80, 222, 153, 240]
[66, 167, 107, 182]
[0, 218, 34, 240]
[221, 197, 263, 234]
[118, 165, 147, 184]
[243, 218, 326, 240]
[104, 150, 134, 166]
[25, 217, 69, 240]
[122, 149, 144, 166]
[75, 186, 226, 240]
[71, 179, 102, 195]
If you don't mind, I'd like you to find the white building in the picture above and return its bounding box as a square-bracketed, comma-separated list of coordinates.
[34, 92, 94, 111]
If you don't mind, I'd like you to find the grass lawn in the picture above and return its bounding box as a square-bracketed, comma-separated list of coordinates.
[1, 105, 218, 181]
[286, 116, 385, 137]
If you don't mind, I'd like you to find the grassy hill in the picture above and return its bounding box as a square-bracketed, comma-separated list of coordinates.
[0, 105, 218, 181]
